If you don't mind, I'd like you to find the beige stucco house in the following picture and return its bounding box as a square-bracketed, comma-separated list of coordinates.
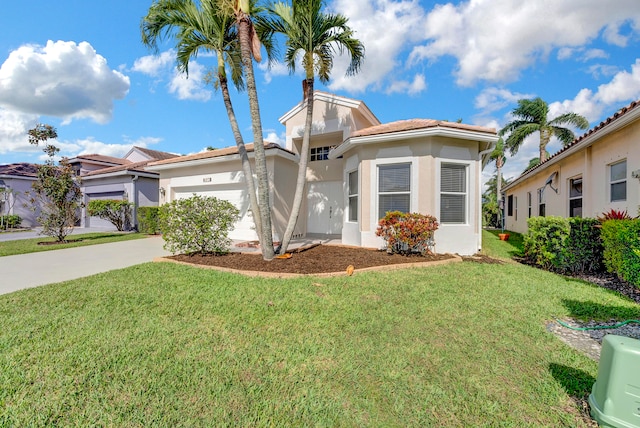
[502, 99, 640, 234]
[147, 92, 497, 255]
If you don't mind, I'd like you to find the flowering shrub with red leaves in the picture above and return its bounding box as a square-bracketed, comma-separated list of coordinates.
[597, 209, 634, 222]
[376, 211, 439, 255]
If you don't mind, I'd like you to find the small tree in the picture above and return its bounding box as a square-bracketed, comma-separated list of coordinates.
[159, 194, 239, 255]
[26, 124, 83, 242]
[87, 199, 132, 231]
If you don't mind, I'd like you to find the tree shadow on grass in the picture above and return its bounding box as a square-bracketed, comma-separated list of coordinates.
[549, 363, 595, 398]
[549, 363, 597, 426]
[562, 299, 640, 321]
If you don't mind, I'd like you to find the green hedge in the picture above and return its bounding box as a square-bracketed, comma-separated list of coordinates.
[601, 219, 640, 286]
[524, 216, 602, 274]
[0, 214, 22, 230]
[137, 206, 160, 235]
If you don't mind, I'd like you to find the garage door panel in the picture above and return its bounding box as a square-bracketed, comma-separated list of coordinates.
[86, 191, 124, 229]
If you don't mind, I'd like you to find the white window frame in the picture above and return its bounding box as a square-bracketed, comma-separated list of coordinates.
[609, 159, 627, 202]
[527, 192, 532, 218]
[377, 162, 412, 220]
[568, 176, 583, 218]
[347, 169, 358, 223]
[538, 187, 546, 217]
[439, 161, 470, 225]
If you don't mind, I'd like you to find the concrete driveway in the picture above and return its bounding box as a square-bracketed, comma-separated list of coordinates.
[0, 236, 171, 295]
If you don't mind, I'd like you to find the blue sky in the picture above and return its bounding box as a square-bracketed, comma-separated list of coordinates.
[1, 0, 639, 184]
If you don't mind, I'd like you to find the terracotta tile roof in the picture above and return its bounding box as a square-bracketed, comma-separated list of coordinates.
[71, 154, 131, 165]
[0, 163, 39, 178]
[133, 146, 179, 160]
[352, 119, 496, 138]
[514, 99, 640, 177]
[148, 143, 290, 167]
[83, 160, 157, 177]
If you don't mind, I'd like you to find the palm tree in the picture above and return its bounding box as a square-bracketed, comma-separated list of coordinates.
[488, 137, 505, 226]
[499, 97, 589, 163]
[141, 0, 276, 260]
[230, 0, 276, 260]
[258, 0, 364, 254]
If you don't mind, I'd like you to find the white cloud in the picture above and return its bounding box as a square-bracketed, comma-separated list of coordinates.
[0, 107, 40, 155]
[475, 87, 535, 113]
[549, 59, 640, 122]
[168, 62, 212, 101]
[328, 0, 426, 93]
[264, 130, 285, 146]
[259, 61, 290, 84]
[133, 49, 211, 101]
[132, 50, 175, 76]
[593, 58, 640, 105]
[0, 40, 130, 124]
[385, 74, 427, 95]
[587, 64, 620, 78]
[408, 0, 640, 86]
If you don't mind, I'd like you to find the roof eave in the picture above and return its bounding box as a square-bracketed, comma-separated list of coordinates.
[82, 170, 159, 180]
[146, 148, 299, 172]
[503, 103, 640, 192]
[329, 127, 498, 159]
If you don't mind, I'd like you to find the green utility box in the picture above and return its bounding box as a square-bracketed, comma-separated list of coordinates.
[589, 335, 640, 428]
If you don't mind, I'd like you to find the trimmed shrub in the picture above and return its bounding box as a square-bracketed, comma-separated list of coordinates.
[564, 218, 603, 274]
[0, 214, 22, 230]
[601, 219, 640, 286]
[524, 216, 570, 271]
[159, 195, 239, 255]
[137, 206, 160, 235]
[376, 211, 439, 255]
[525, 216, 603, 274]
[87, 199, 132, 231]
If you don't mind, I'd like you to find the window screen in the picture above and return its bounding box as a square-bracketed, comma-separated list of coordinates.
[378, 163, 410, 219]
[440, 163, 466, 224]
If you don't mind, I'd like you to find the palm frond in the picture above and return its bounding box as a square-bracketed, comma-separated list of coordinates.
[504, 123, 540, 155]
[551, 126, 576, 147]
[548, 112, 589, 130]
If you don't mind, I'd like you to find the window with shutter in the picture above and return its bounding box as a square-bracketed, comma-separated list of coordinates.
[378, 163, 410, 220]
[440, 163, 467, 224]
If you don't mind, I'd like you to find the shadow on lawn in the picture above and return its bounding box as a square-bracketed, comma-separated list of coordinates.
[38, 233, 131, 245]
[549, 363, 595, 397]
[562, 299, 640, 321]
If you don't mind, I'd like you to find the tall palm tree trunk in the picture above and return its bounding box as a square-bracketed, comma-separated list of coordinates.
[219, 71, 263, 241]
[237, 12, 274, 260]
[539, 128, 551, 162]
[278, 78, 314, 254]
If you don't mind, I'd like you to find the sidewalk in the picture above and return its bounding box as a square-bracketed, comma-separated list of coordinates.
[0, 236, 170, 295]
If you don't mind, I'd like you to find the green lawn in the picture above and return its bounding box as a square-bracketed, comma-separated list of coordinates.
[0, 232, 147, 257]
[0, 231, 637, 426]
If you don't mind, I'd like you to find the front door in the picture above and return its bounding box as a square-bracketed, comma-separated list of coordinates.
[307, 181, 343, 234]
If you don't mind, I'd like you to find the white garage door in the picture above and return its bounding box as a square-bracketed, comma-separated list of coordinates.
[173, 184, 257, 241]
[86, 192, 124, 229]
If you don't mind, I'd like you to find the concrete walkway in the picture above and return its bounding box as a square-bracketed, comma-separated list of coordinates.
[0, 236, 171, 295]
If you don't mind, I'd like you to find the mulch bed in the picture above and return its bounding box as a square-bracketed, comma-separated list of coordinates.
[167, 244, 455, 274]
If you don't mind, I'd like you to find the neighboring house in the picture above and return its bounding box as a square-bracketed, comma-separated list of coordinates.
[0, 163, 40, 227]
[147, 92, 497, 255]
[502, 99, 640, 234]
[68, 147, 179, 229]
